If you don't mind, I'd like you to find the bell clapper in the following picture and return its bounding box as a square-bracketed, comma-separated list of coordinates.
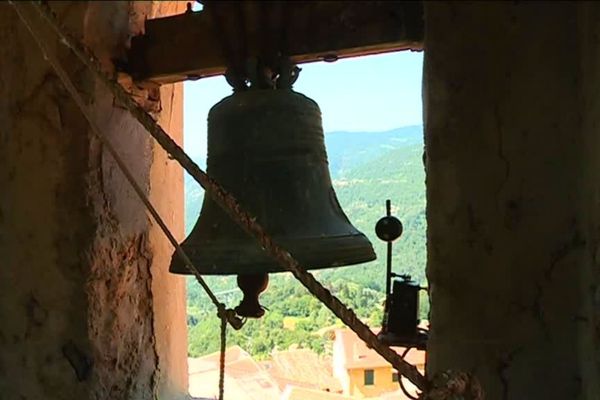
[234, 273, 269, 318]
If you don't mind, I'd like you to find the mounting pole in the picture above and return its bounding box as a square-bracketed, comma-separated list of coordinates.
[385, 199, 393, 298]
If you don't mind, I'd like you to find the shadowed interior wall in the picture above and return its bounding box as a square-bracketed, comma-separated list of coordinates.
[424, 2, 600, 399]
[0, 2, 187, 399]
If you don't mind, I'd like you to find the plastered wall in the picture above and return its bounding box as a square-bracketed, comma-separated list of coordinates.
[0, 2, 187, 399]
[424, 2, 600, 399]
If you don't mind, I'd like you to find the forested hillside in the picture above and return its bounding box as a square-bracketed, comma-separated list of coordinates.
[185, 125, 426, 358]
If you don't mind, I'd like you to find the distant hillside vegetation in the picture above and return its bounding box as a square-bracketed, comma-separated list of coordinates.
[325, 125, 423, 179]
[184, 125, 426, 358]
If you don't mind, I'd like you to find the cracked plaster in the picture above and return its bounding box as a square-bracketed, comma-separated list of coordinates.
[0, 2, 187, 400]
[424, 2, 600, 399]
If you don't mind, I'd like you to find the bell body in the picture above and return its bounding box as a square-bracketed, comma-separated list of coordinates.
[170, 89, 375, 275]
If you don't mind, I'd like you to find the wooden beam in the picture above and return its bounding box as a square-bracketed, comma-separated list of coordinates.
[127, 1, 423, 85]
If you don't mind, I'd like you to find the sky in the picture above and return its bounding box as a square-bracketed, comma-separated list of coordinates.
[183, 51, 423, 158]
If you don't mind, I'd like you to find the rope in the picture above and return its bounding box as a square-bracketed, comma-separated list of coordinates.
[219, 315, 227, 400]
[398, 348, 419, 400]
[19, 0, 427, 391]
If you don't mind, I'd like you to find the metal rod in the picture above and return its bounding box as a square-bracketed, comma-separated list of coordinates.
[386, 241, 393, 298]
[385, 199, 393, 298]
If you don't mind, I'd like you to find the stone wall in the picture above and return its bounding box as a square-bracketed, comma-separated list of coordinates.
[0, 2, 187, 399]
[424, 2, 600, 399]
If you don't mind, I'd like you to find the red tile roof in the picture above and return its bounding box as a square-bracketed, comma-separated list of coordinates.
[188, 346, 281, 400]
[265, 349, 342, 392]
[188, 345, 248, 373]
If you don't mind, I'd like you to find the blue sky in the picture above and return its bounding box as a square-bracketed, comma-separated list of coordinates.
[183, 51, 423, 158]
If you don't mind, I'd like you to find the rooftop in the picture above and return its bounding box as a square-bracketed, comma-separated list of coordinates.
[264, 349, 342, 392]
[188, 346, 281, 400]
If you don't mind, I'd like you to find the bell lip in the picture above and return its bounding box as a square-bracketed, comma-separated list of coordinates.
[169, 233, 376, 276]
[169, 254, 377, 276]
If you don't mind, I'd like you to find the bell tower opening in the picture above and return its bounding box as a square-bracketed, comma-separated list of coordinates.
[182, 51, 424, 398]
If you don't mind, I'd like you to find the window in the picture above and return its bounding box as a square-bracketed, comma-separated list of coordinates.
[183, 52, 425, 398]
[364, 369, 375, 386]
[392, 372, 399, 382]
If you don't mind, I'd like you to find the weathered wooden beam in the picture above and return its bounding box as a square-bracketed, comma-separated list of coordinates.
[128, 1, 423, 85]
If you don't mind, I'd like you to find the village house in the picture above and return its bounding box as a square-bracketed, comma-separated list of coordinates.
[332, 329, 425, 399]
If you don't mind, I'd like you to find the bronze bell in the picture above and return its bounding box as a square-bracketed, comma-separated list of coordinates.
[170, 89, 376, 316]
